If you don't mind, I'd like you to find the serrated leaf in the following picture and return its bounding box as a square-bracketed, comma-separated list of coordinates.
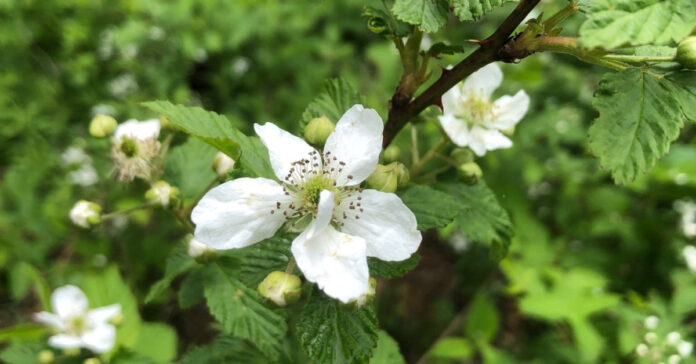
[579, 0, 696, 49]
[236, 237, 293, 287]
[398, 184, 463, 231]
[449, 0, 518, 21]
[296, 288, 379, 364]
[368, 253, 421, 279]
[164, 138, 218, 199]
[178, 268, 206, 309]
[301, 78, 363, 132]
[392, 0, 449, 33]
[178, 335, 270, 364]
[111, 349, 161, 364]
[588, 69, 684, 184]
[203, 263, 287, 359]
[665, 70, 696, 122]
[0, 342, 43, 363]
[438, 182, 513, 261]
[143, 101, 274, 179]
[145, 242, 197, 303]
[430, 337, 473, 359]
[370, 331, 406, 364]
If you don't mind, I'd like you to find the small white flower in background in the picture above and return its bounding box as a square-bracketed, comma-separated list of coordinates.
[439, 63, 530, 156]
[231, 57, 250, 76]
[683, 246, 696, 273]
[148, 26, 165, 41]
[70, 201, 101, 228]
[90, 104, 116, 117]
[68, 165, 98, 187]
[213, 152, 235, 177]
[644, 315, 659, 330]
[669, 354, 682, 364]
[192, 105, 422, 303]
[636, 343, 649, 356]
[121, 44, 138, 60]
[145, 181, 179, 207]
[187, 237, 216, 258]
[108, 73, 138, 99]
[645, 332, 658, 344]
[668, 332, 682, 345]
[678, 340, 693, 356]
[61, 147, 92, 166]
[675, 200, 696, 238]
[34, 285, 121, 353]
[193, 48, 208, 63]
[111, 119, 161, 182]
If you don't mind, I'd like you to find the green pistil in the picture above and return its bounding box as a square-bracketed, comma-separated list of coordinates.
[120, 137, 139, 157]
[300, 175, 336, 207]
[460, 96, 493, 124]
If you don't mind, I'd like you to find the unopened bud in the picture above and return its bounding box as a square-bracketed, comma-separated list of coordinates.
[109, 311, 124, 326]
[676, 36, 696, 69]
[213, 152, 235, 177]
[393, 162, 409, 187]
[145, 181, 179, 208]
[635, 343, 649, 357]
[678, 341, 693, 356]
[89, 115, 117, 138]
[351, 277, 377, 308]
[382, 145, 402, 163]
[645, 332, 658, 344]
[458, 162, 483, 185]
[450, 148, 474, 164]
[668, 332, 681, 345]
[644, 315, 659, 330]
[668, 354, 681, 364]
[304, 116, 335, 146]
[187, 236, 217, 262]
[257, 271, 302, 306]
[70, 200, 102, 228]
[366, 164, 398, 193]
[84, 358, 101, 364]
[38, 350, 55, 363]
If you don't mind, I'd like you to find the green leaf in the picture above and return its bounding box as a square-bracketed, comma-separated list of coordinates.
[398, 184, 463, 231]
[449, 0, 518, 21]
[203, 263, 288, 359]
[178, 335, 269, 364]
[132, 322, 178, 362]
[164, 137, 218, 199]
[438, 182, 513, 261]
[0, 342, 44, 364]
[465, 293, 499, 343]
[579, 0, 696, 49]
[0, 324, 45, 342]
[368, 253, 421, 279]
[178, 268, 206, 309]
[296, 288, 379, 364]
[392, 0, 449, 33]
[665, 70, 696, 122]
[588, 69, 684, 184]
[143, 101, 274, 179]
[429, 337, 473, 359]
[145, 241, 197, 303]
[301, 78, 363, 132]
[236, 236, 293, 287]
[362, 6, 413, 38]
[370, 331, 406, 364]
[111, 349, 161, 364]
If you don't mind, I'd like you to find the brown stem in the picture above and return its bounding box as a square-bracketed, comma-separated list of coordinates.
[383, 0, 542, 147]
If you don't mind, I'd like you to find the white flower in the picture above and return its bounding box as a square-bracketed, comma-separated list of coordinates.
[68, 165, 98, 187]
[192, 105, 422, 302]
[187, 237, 216, 258]
[676, 201, 696, 238]
[34, 285, 121, 353]
[61, 147, 92, 166]
[678, 340, 693, 356]
[645, 332, 658, 344]
[636, 343, 649, 356]
[644, 315, 659, 330]
[111, 119, 161, 182]
[108, 73, 138, 99]
[668, 332, 682, 345]
[70, 201, 101, 228]
[231, 57, 250, 76]
[669, 354, 682, 364]
[683, 246, 696, 273]
[213, 152, 235, 177]
[438, 63, 530, 156]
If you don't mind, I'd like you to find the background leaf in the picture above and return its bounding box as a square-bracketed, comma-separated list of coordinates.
[391, 0, 449, 33]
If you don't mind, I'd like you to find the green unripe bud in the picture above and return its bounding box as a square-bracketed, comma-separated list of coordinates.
[450, 148, 475, 164]
[89, 114, 117, 138]
[304, 116, 335, 146]
[83, 358, 101, 364]
[365, 164, 398, 193]
[458, 162, 483, 185]
[382, 145, 402, 163]
[38, 350, 55, 364]
[394, 162, 409, 187]
[258, 271, 302, 306]
[676, 36, 696, 69]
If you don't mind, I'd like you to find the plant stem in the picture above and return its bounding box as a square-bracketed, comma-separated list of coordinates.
[171, 209, 195, 234]
[410, 137, 449, 176]
[543, 1, 579, 30]
[411, 125, 420, 165]
[285, 257, 296, 275]
[603, 54, 675, 63]
[101, 203, 152, 220]
[528, 36, 629, 71]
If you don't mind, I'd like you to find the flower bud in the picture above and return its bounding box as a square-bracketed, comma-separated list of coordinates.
[213, 152, 235, 177]
[351, 277, 377, 308]
[394, 162, 409, 187]
[257, 271, 302, 306]
[678, 341, 693, 356]
[109, 312, 124, 326]
[644, 315, 659, 330]
[382, 145, 402, 163]
[458, 162, 483, 185]
[38, 350, 55, 363]
[145, 181, 179, 208]
[365, 164, 398, 193]
[668, 354, 681, 364]
[635, 343, 649, 357]
[89, 115, 117, 138]
[304, 116, 335, 146]
[70, 200, 102, 228]
[676, 36, 696, 69]
[450, 148, 475, 164]
[645, 332, 658, 344]
[668, 332, 682, 346]
[187, 236, 217, 262]
[84, 358, 101, 364]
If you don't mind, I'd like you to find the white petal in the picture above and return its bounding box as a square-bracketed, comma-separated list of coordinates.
[291, 223, 369, 303]
[254, 122, 320, 181]
[441, 83, 464, 116]
[48, 334, 83, 350]
[52, 285, 88, 319]
[323, 105, 383, 186]
[81, 325, 116, 353]
[114, 119, 160, 140]
[491, 90, 530, 130]
[462, 63, 503, 99]
[304, 190, 334, 240]
[439, 114, 470, 147]
[87, 304, 121, 325]
[467, 126, 513, 156]
[191, 178, 296, 249]
[337, 189, 421, 261]
[34, 312, 65, 331]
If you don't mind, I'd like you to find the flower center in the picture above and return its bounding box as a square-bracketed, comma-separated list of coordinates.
[68, 316, 87, 335]
[459, 94, 493, 124]
[119, 137, 139, 157]
[301, 175, 336, 206]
